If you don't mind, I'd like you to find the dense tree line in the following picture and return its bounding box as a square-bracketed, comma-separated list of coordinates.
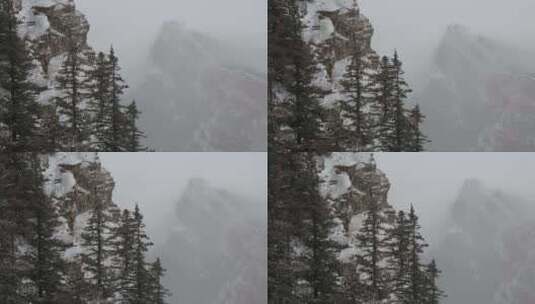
[268, 152, 444, 304]
[0, 0, 146, 152]
[269, 0, 428, 152]
[0, 153, 169, 303]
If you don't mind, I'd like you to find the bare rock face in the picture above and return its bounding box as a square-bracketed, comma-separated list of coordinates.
[286, 0, 379, 108]
[14, 0, 92, 100]
[319, 153, 393, 259]
[43, 153, 117, 244]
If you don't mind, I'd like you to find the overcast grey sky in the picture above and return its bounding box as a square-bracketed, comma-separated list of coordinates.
[360, 0, 535, 85]
[76, 0, 266, 78]
[99, 152, 267, 243]
[375, 153, 535, 244]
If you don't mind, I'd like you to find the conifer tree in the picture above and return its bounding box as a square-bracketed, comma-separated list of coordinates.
[124, 204, 154, 304]
[407, 205, 428, 304]
[80, 173, 113, 301]
[300, 156, 339, 303]
[107, 47, 128, 151]
[408, 104, 428, 152]
[40, 104, 62, 151]
[338, 34, 373, 150]
[354, 188, 391, 303]
[124, 100, 145, 152]
[58, 260, 90, 304]
[369, 56, 394, 150]
[0, 0, 40, 152]
[389, 51, 412, 152]
[285, 1, 324, 151]
[149, 258, 171, 304]
[386, 210, 412, 304]
[25, 157, 66, 304]
[109, 209, 135, 302]
[86, 51, 111, 151]
[423, 259, 445, 304]
[0, 153, 28, 304]
[54, 27, 90, 151]
[268, 153, 302, 304]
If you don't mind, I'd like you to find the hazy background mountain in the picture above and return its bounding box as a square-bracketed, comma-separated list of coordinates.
[360, 0, 535, 151]
[99, 153, 267, 303]
[376, 153, 535, 304]
[77, 0, 266, 151]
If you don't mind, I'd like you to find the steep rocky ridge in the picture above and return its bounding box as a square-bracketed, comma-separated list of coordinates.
[434, 179, 535, 304]
[318, 153, 393, 261]
[159, 178, 266, 304]
[132, 22, 267, 151]
[14, 0, 93, 103]
[295, 0, 379, 107]
[419, 25, 535, 151]
[42, 152, 117, 257]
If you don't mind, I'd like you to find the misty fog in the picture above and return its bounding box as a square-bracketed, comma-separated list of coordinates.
[376, 153, 535, 304]
[376, 153, 535, 244]
[77, 0, 267, 79]
[99, 152, 267, 304]
[360, 0, 535, 86]
[99, 152, 267, 242]
[74, 0, 267, 151]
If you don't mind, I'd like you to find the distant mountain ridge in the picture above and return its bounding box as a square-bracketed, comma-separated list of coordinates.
[435, 179, 535, 304]
[160, 178, 266, 304]
[132, 21, 267, 151]
[419, 25, 535, 151]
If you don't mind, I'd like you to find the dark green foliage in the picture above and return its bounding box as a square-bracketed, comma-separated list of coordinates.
[108, 47, 128, 152]
[338, 36, 373, 150]
[269, 0, 324, 152]
[407, 205, 429, 304]
[126, 204, 154, 304]
[385, 210, 412, 304]
[300, 157, 340, 303]
[408, 104, 428, 152]
[0, 153, 167, 303]
[25, 157, 67, 304]
[269, 0, 429, 151]
[149, 258, 171, 304]
[54, 39, 91, 151]
[86, 51, 112, 150]
[0, 1, 146, 152]
[0, 0, 41, 152]
[423, 259, 446, 304]
[354, 189, 392, 302]
[124, 101, 145, 152]
[80, 174, 114, 301]
[268, 155, 444, 304]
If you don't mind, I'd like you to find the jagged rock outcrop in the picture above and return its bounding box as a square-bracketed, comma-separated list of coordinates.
[132, 21, 267, 151]
[300, 0, 378, 106]
[419, 25, 535, 151]
[435, 179, 535, 304]
[43, 152, 117, 257]
[160, 179, 266, 304]
[14, 0, 93, 103]
[318, 153, 393, 260]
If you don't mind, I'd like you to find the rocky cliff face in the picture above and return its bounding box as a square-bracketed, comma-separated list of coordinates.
[14, 0, 93, 103]
[435, 179, 535, 304]
[419, 25, 535, 151]
[160, 179, 266, 304]
[133, 21, 267, 151]
[43, 152, 117, 257]
[299, 0, 378, 106]
[318, 152, 393, 261]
